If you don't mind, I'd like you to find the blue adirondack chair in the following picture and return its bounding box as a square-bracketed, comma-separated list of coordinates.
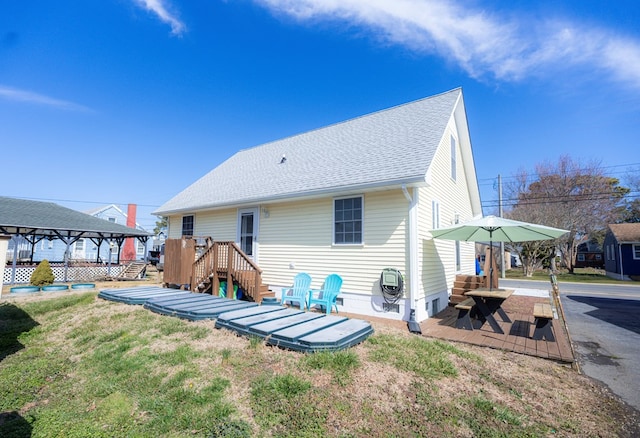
[307, 274, 343, 314]
[281, 272, 312, 310]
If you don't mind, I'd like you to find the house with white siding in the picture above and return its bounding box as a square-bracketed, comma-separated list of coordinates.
[153, 88, 482, 323]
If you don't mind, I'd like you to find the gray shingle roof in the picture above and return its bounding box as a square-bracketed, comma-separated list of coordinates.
[154, 88, 462, 215]
[0, 196, 151, 239]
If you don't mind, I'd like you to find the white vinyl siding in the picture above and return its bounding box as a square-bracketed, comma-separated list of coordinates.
[196, 209, 237, 240]
[164, 191, 407, 297]
[420, 121, 476, 300]
[257, 191, 407, 295]
[167, 210, 237, 239]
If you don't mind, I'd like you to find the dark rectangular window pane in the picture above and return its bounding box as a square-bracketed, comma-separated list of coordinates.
[182, 215, 194, 236]
[334, 197, 362, 244]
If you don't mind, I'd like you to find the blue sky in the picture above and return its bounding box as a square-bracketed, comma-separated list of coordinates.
[2, 0, 639, 231]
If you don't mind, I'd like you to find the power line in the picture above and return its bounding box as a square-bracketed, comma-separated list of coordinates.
[478, 162, 640, 186]
[4, 195, 162, 210]
[482, 190, 640, 209]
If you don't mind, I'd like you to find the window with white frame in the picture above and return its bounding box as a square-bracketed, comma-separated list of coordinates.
[182, 215, 194, 236]
[108, 217, 116, 223]
[137, 240, 145, 255]
[334, 196, 363, 244]
[431, 200, 440, 230]
[634, 244, 640, 260]
[577, 254, 585, 262]
[75, 239, 85, 251]
[450, 135, 457, 181]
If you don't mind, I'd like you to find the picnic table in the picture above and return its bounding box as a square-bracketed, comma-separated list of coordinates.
[464, 288, 514, 334]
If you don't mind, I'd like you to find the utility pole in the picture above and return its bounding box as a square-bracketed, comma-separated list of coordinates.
[498, 174, 506, 278]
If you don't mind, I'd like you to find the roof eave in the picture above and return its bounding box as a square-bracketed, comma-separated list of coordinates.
[153, 176, 429, 216]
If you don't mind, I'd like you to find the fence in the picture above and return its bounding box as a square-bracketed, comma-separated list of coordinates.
[3, 264, 124, 284]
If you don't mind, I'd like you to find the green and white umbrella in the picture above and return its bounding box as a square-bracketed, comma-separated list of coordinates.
[430, 215, 568, 289]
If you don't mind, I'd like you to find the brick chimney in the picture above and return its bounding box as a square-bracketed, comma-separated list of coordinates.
[122, 204, 137, 261]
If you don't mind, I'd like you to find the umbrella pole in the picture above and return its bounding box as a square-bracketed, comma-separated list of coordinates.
[489, 232, 494, 291]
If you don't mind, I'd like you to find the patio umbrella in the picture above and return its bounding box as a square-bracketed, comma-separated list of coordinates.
[430, 215, 568, 290]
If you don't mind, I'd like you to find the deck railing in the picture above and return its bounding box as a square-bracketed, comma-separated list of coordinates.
[191, 240, 265, 302]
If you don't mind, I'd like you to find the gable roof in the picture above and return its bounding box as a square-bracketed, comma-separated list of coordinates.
[608, 223, 640, 243]
[154, 88, 471, 215]
[84, 204, 125, 217]
[84, 204, 147, 231]
[0, 196, 151, 240]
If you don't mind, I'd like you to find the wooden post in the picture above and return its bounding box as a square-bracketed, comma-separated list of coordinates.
[484, 247, 499, 289]
[212, 242, 220, 296]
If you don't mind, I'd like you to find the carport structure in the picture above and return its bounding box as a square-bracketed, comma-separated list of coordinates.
[0, 196, 152, 285]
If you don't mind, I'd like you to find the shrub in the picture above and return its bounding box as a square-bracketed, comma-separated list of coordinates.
[30, 260, 55, 286]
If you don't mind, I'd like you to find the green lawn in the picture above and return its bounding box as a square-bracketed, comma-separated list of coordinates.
[0, 292, 636, 437]
[506, 268, 631, 284]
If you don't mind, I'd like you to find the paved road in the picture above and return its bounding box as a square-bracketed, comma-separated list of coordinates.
[502, 279, 640, 411]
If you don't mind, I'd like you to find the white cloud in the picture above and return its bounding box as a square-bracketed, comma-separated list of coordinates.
[0, 85, 91, 111]
[134, 0, 186, 36]
[256, 0, 640, 89]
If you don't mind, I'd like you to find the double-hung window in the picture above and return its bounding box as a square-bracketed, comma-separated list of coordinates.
[182, 215, 194, 237]
[432, 200, 440, 230]
[137, 241, 145, 255]
[334, 196, 362, 244]
[450, 135, 457, 181]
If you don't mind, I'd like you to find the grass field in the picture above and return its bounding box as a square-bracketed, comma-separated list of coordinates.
[1, 290, 639, 437]
[506, 267, 632, 284]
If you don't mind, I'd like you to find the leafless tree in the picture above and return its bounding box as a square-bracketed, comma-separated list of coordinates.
[504, 155, 627, 273]
[620, 166, 640, 223]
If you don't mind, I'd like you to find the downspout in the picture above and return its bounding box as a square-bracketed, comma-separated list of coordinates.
[402, 184, 421, 334]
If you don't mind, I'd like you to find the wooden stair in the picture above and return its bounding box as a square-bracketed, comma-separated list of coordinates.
[191, 240, 274, 303]
[115, 261, 147, 280]
[450, 274, 486, 305]
[196, 270, 273, 302]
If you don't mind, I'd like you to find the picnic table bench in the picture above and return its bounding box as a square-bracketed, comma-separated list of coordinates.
[532, 302, 555, 341]
[455, 298, 476, 330]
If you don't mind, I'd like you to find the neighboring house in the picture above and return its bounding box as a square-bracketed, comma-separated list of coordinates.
[604, 223, 640, 280]
[9, 204, 151, 263]
[154, 88, 482, 323]
[575, 239, 604, 269]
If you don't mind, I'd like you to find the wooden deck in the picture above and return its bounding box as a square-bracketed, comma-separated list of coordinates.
[422, 294, 575, 363]
[344, 294, 574, 363]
